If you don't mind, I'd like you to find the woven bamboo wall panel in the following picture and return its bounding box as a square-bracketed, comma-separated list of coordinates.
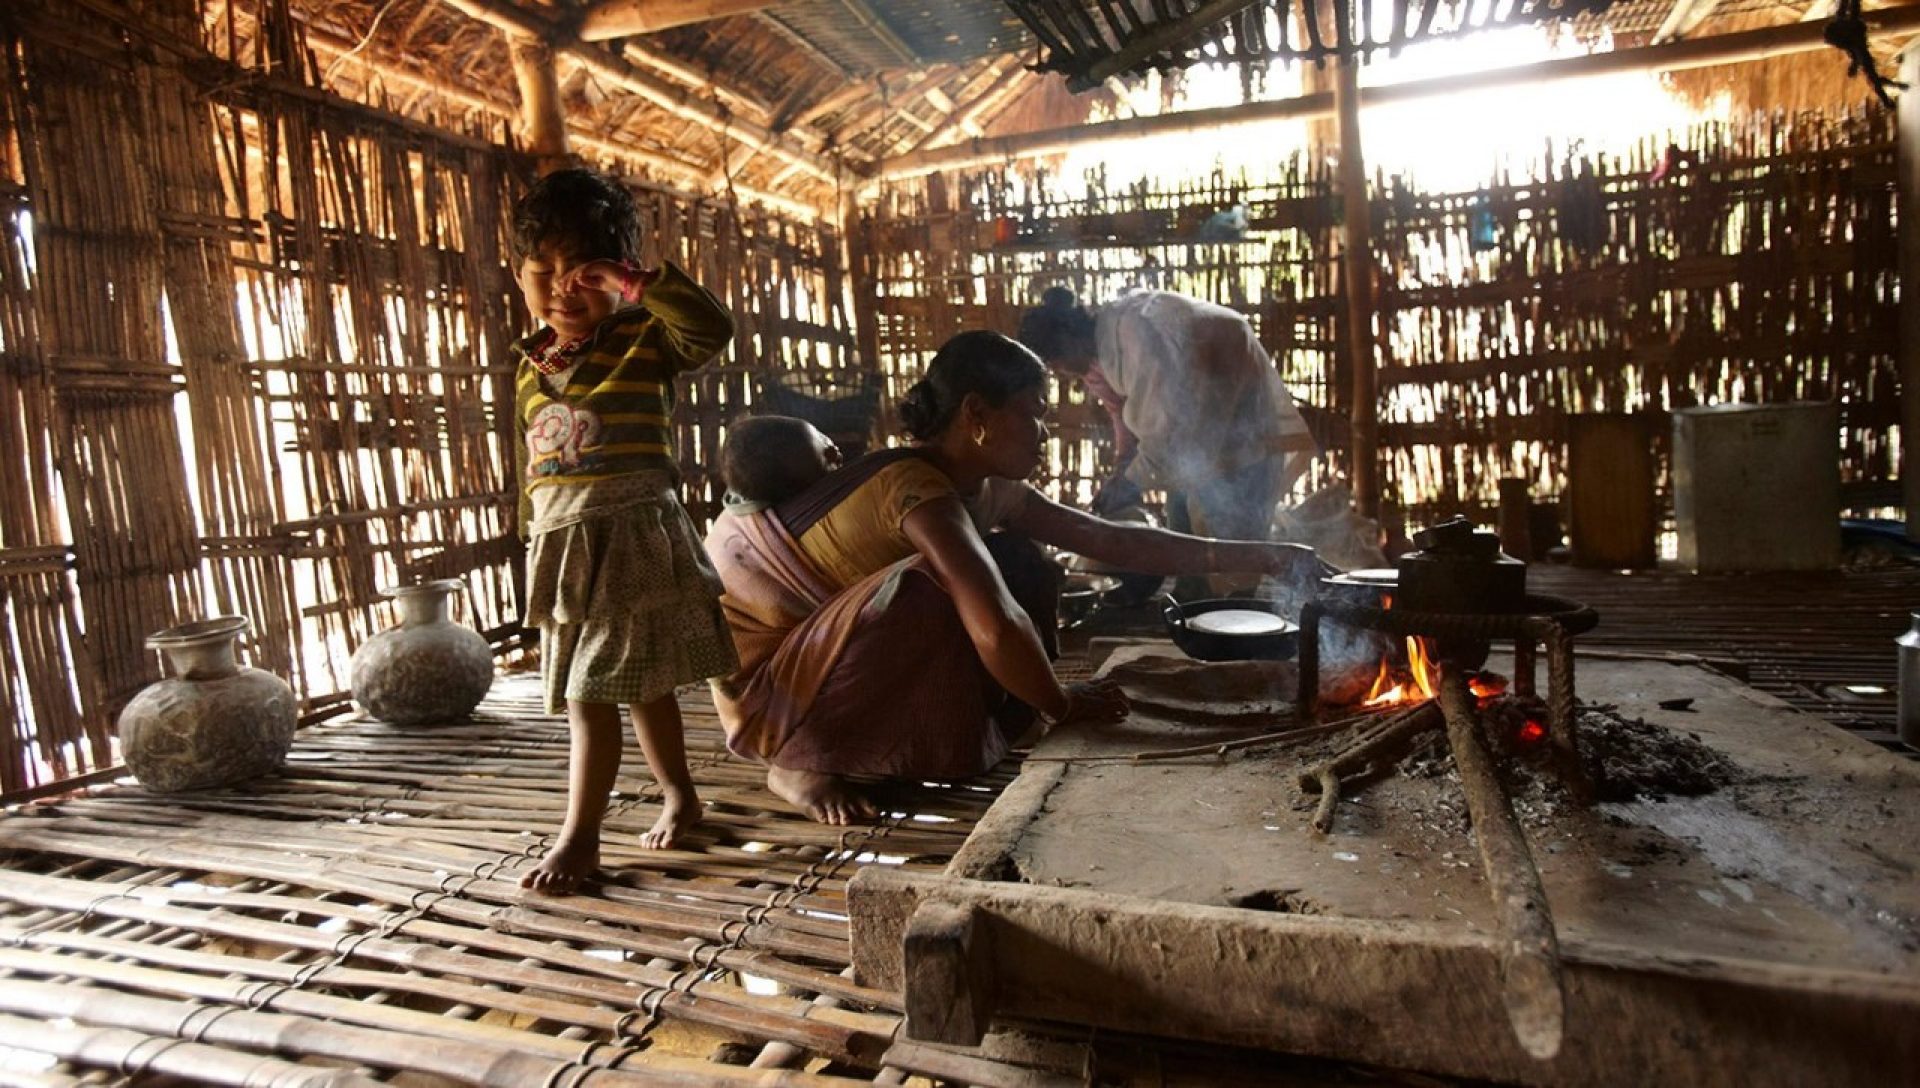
[0, 0, 856, 800]
[862, 108, 1897, 526]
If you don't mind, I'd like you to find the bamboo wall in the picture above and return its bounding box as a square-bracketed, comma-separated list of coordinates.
[858, 107, 1899, 522]
[0, 0, 853, 799]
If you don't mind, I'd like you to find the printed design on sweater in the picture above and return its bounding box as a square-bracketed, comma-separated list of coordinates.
[527, 401, 605, 473]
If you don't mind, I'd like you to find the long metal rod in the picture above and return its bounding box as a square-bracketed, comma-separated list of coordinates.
[1901, 46, 1920, 541]
[1439, 667, 1565, 1062]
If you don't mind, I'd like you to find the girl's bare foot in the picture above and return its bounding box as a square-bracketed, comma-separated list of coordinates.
[640, 785, 702, 849]
[766, 766, 876, 826]
[522, 835, 599, 895]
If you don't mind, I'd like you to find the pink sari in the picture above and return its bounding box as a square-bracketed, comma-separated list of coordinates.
[705, 509, 1012, 778]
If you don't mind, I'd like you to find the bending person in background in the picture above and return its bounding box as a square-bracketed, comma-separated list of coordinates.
[706, 331, 1327, 825]
[1017, 286, 1317, 589]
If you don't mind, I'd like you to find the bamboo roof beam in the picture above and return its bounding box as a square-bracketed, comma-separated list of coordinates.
[832, 64, 958, 150]
[614, 42, 776, 127]
[904, 60, 1030, 153]
[870, 5, 1920, 183]
[791, 79, 874, 130]
[304, 23, 820, 218]
[509, 38, 570, 172]
[438, 0, 842, 184]
[308, 24, 523, 121]
[578, 0, 784, 40]
[1652, 0, 1720, 43]
[408, 0, 781, 126]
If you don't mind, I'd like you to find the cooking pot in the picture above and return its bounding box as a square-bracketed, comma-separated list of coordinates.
[1061, 571, 1121, 629]
[1162, 596, 1300, 662]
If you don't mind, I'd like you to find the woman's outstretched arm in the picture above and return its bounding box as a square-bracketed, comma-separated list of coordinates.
[1005, 488, 1328, 581]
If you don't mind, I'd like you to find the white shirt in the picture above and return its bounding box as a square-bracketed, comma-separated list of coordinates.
[1094, 289, 1313, 494]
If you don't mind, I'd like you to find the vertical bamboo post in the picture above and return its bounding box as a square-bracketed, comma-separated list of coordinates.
[1900, 47, 1920, 540]
[842, 189, 882, 374]
[1299, 1, 1340, 152]
[1334, 57, 1379, 520]
[508, 38, 569, 174]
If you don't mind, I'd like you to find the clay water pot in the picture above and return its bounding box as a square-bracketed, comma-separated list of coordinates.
[349, 579, 493, 725]
[117, 616, 297, 793]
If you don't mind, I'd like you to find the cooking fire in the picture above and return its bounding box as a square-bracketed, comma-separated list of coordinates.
[1293, 516, 1601, 1059]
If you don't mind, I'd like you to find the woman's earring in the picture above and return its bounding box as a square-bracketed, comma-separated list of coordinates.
[973, 427, 987, 447]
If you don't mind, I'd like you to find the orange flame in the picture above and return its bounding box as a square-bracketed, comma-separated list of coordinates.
[1361, 637, 1439, 708]
[1469, 673, 1509, 701]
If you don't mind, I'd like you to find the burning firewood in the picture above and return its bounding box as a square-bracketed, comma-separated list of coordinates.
[1297, 701, 1444, 834]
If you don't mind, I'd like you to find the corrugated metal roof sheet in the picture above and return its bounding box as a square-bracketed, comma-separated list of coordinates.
[876, 0, 1032, 63]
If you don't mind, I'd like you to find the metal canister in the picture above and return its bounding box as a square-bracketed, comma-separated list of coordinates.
[1899, 612, 1920, 751]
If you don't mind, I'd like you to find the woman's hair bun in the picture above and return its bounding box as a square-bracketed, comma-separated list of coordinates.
[1041, 286, 1077, 310]
[897, 378, 940, 438]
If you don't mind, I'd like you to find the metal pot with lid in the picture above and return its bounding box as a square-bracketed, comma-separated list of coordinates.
[1395, 516, 1527, 615]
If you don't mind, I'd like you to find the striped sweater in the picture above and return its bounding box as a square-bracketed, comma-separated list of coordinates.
[513, 261, 733, 531]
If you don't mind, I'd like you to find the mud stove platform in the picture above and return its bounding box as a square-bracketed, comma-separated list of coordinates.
[848, 651, 1920, 1087]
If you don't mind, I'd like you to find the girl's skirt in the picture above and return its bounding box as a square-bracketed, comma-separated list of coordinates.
[524, 472, 739, 713]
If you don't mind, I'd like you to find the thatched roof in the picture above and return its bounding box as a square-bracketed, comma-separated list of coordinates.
[257, 0, 1882, 215]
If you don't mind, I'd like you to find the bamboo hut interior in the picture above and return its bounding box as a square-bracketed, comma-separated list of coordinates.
[1, 0, 1918, 1083]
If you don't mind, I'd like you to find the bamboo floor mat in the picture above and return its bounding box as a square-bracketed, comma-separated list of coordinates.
[0, 673, 1393, 1087]
[9, 566, 1903, 1083]
[1527, 565, 1919, 750]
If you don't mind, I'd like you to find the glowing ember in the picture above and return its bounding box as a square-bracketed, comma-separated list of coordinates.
[1361, 637, 1439, 708]
[1516, 717, 1548, 745]
[1468, 672, 1511, 710]
[1468, 673, 1508, 700]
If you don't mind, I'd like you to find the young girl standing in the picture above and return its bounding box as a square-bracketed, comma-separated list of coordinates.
[510, 168, 738, 895]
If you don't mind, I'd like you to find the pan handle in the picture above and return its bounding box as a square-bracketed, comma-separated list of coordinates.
[1159, 593, 1185, 629]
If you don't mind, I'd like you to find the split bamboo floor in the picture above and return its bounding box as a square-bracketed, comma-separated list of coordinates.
[0, 675, 1392, 1087]
[2, 568, 1907, 1084]
[1528, 565, 1918, 750]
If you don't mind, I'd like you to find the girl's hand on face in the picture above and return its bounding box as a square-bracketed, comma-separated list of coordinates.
[556, 259, 635, 297]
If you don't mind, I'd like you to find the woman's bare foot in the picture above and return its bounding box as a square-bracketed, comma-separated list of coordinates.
[522, 834, 599, 895]
[766, 766, 876, 826]
[640, 785, 702, 849]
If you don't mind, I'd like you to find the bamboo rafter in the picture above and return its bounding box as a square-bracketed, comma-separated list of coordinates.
[1008, 0, 1621, 91]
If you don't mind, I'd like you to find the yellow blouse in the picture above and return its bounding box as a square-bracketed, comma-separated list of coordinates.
[794, 458, 957, 589]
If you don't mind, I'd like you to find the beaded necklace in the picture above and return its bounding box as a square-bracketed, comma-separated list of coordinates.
[527, 330, 589, 376]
